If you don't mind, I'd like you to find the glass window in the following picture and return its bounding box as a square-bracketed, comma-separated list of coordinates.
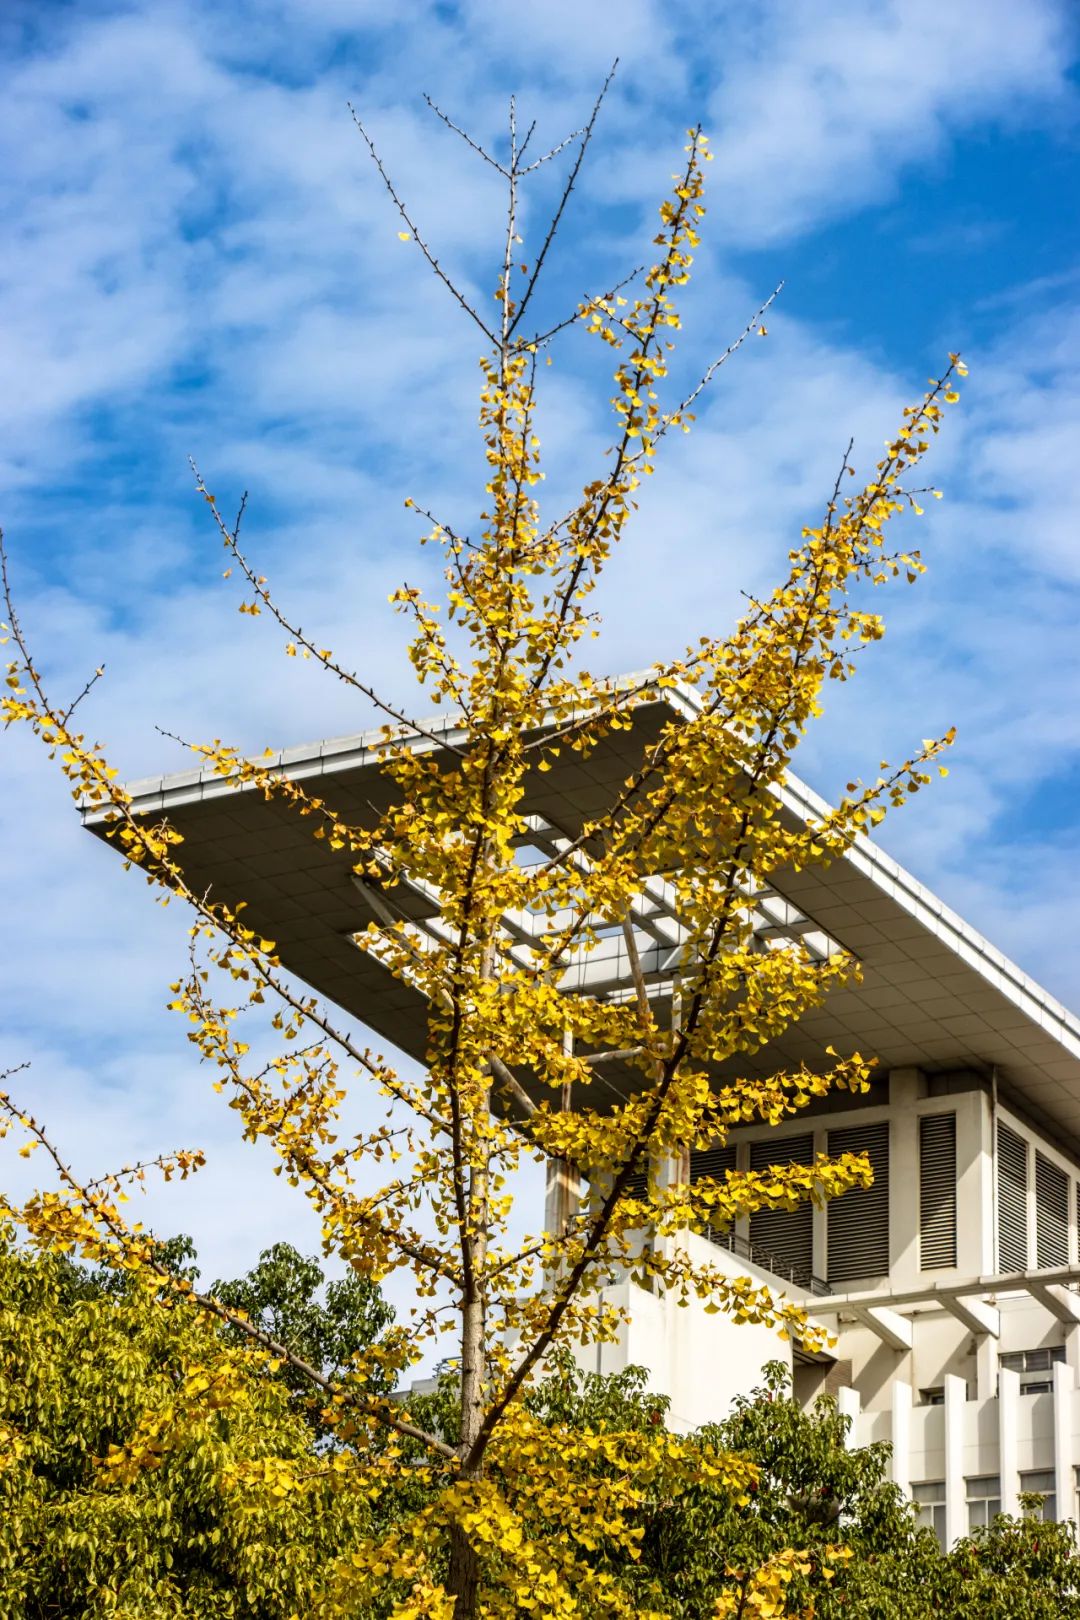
[919, 1380, 970, 1401]
[966, 1475, 1001, 1530]
[1020, 1469, 1056, 1522]
[913, 1480, 947, 1547]
[1000, 1346, 1066, 1395]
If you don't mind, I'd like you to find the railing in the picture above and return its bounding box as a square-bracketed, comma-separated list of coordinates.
[702, 1225, 831, 1297]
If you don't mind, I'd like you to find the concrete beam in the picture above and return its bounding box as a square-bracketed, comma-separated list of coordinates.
[854, 1304, 913, 1351]
[942, 1294, 1000, 1338]
[1029, 1280, 1080, 1324]
[808, 1262, 1080, 1318]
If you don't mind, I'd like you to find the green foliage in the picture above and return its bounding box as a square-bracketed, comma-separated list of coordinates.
[6, 1230, 1080, 1619]
[0, 1230, 381, 1619]
[512, 1357, 1080, 1618]
[213, 1240, 396, 1406]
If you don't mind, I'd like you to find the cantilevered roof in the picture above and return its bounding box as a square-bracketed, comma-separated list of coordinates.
[83, 681, 1080, 1149]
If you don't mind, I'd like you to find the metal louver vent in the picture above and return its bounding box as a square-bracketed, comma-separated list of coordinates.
[919, 1113, 957, 1271]
[691, 1144, 738, 1183]
[1036, 1152, 1069, 1269]
[626, 1166, 649, 1204]
[997, 1122, 1028, 1272]
[749, 1134, 814, 1284]
[690, 1144, 737, 1241]
[827, 1122, 890, 1284]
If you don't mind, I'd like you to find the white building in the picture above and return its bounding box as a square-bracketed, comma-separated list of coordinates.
[89, 685, 1080, 1547]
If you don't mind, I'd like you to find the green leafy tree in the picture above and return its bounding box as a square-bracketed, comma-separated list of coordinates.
[6, 1227, 1079, 1618]
[507, 1356, 1080, 1619]
[0, 1228, 384, 1620]
[213, 1241, 396, 1409]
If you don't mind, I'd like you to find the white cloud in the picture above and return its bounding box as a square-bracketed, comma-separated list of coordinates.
[701, 0, 1074, 245]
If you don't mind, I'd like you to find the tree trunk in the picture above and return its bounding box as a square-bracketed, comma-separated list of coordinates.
[447, 1292, 486, 1616]
[447, 1520, 481, 1618]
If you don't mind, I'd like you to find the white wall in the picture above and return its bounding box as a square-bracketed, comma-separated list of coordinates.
[583, 1233, 796, 1431]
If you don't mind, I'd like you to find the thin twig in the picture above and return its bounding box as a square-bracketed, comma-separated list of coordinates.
[522, 265, 643, 353]
[59, 664, 106, 727]
[506, 60, 619, 339]
[516, 117, 538, 166]
[519, 124, 587, 175]
[423, 94, 508, 176]
[349, 105, 497, 346]
[192, 464, 465, 757]
[639, 283, 785, 457]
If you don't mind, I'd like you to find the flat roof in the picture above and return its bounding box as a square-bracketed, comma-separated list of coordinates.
[84, 681, 1080, 1151]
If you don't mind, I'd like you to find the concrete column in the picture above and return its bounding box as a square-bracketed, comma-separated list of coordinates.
[812, 1130, 828, 1284]
[955, 1093, 987, 1278]
[544, 1030, 579, 1239]
[1054, 1358, 1074, 1527]
[888, 1069, 924, 1285]
[891, 1378, 912, 1494]
[837, 1385, 861, 1450]
[944, 1372, 966, 1548]
[976, 1087, 996, 1274]
[544, 1157, 577, 1238]
[1066, 1323, 1080, 1380]
[975, 1333, 998, 1401]
[998, 1364, 1020, 1517]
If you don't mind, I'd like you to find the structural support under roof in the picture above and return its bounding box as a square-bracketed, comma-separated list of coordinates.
[941, 1295, 1000, 1338]
[81, 680, 1080, 1142]
[853, 1305, 913, 1351]
[347, 810, 845, 1008]
[1028, 1280, 1080, 1325]
[806, 1262, 1080, 1342]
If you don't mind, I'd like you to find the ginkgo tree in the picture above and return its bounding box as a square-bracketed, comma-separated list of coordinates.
[1, 72, 964, 1620]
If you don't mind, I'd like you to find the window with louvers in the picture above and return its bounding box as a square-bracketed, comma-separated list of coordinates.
[1036, 1152, 1069, 1269]
[626, 1166, 649, 1205]
[749, 1135, 814, 1284]
[827, 1122, 890, 1283]
[690, 1144, 737, 1242]
[625, 1146, 738, 1227]
[919, 1113, 957, 1271]
[997, 1122, 1028, 1272]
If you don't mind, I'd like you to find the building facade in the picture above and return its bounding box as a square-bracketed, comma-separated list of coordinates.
[89, 684, 1080, 1549]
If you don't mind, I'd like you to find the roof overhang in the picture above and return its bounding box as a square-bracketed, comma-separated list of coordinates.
[83, 679, 1080, 1146]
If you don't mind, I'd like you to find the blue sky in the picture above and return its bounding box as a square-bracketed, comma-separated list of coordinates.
[2, 0, 1079, 1289]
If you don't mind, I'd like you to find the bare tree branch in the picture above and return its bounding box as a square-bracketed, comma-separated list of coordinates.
[349, 104, 498, 346]
[506, 60, 619, 338]
[424, 93, 509, 176]
[191, 464, 466, 756]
